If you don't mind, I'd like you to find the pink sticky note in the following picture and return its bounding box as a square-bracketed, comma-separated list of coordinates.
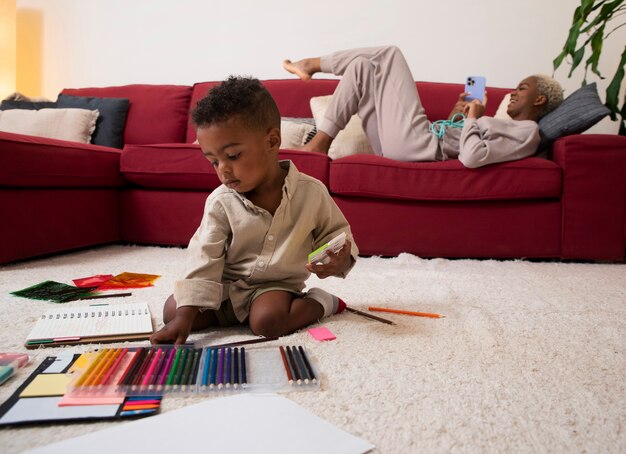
[308, 326, 336, 341]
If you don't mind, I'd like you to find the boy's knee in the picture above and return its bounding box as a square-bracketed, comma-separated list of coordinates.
[249, 310, 287, 338]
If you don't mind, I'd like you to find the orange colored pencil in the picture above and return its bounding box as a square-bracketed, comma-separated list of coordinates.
[367, 306, 445, 318]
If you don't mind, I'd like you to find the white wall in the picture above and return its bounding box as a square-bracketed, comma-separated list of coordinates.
[14, 0, 626, 134]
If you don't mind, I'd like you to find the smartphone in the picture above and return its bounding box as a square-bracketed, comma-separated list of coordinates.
[465, 76, 486, 103]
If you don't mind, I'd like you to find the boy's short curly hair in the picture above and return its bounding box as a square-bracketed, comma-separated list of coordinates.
[533, 74, 564, 117]
[191, 76, 280, 132]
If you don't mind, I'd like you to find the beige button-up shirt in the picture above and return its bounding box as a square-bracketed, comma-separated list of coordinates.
[174, 161, 358, 322]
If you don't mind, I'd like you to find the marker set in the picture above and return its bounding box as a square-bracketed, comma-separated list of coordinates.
[68, 345, 320, 396]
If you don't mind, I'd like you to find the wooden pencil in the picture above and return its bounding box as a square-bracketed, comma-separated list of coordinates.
[292, 345, 310, 384]
[298, 346, 317, 383]
[206, 336, 279, 349]
[346, 306, 396, 325]
[279, 346, 294, 384]
[368, 306, 445, 318]
[286, 346, 301, 384]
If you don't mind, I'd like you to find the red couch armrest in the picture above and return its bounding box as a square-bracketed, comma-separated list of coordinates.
[552, 134, 626, 260]
[0, 131, 125, 188]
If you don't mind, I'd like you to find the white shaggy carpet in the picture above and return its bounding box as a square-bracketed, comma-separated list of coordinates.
[0, 245, 624, 453]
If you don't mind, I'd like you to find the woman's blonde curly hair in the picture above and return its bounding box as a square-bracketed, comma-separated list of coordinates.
[533, 74, 564, 117]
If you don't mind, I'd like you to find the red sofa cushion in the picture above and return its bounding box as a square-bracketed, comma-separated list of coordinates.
[121, 145, 330, 190]
[61, 84, 192, 145]
[330, 155, 562, 202]
[0, 131, 125, 188]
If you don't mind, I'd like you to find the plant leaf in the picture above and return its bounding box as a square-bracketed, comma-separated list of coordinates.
[605, 45, 626, 120]
[568, 47, 586, 77]
[586, 25, 605, 78]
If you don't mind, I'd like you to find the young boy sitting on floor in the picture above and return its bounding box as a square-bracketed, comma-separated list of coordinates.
[150, 76, 358, 345]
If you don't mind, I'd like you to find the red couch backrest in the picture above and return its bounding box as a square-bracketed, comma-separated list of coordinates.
[61, 84, 192, 145]
[187, 80, 511, 143]
[416, 82, 510, 121]
[187, 79, 340, 143]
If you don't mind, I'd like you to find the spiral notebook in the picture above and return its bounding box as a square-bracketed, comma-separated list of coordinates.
[25, 302, 154, 349]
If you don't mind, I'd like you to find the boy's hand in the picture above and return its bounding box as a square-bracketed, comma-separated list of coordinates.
[150, 306, 198, 345]
[306, 239, 353, 279]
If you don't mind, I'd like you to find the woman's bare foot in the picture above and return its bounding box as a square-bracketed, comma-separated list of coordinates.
[282, 58, 321, 81]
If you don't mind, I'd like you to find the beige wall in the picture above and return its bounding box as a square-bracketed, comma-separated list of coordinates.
[14, 0, 626, 134]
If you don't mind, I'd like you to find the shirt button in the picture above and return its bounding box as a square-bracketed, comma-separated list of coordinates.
[268, 235, 274, 241]
[258, 261, 265, 267]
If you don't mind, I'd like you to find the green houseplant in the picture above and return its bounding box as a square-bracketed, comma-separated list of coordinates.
[553, 0, 626, 135]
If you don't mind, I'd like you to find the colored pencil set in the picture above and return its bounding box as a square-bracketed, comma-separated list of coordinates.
[279, 346, 317, 385]
[69, 345, 319, 396]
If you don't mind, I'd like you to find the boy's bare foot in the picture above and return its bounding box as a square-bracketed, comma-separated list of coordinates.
[282, 58, 321, 81]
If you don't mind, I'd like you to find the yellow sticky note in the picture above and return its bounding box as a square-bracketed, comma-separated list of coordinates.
[20, 373, 72, 397]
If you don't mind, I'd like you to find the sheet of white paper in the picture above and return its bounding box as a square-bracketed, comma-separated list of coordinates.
[42, 351, 75, 373]
[0, 396, 119, 424]
[25, 394, 375, 454]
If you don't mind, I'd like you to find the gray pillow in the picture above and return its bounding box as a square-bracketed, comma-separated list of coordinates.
[538, 82, 610, 150]
[0, 100, 57, 110]
[57, 94, 130, 149]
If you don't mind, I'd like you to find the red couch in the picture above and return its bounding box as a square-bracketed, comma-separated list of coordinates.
[1, 80, 625, 264]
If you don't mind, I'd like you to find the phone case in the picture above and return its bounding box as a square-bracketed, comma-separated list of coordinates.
[465, 76, 486, 102]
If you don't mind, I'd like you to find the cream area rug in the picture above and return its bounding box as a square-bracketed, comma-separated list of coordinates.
[0, 245, 624, 453]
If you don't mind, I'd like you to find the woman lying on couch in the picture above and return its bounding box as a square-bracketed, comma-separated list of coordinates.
[283, 45, 564, 168]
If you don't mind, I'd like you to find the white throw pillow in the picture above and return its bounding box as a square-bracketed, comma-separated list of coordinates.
[280, 119, 315, 149]
[494, 93, 512, 120]
[309, 95, 374, 159]
[0, 108, 99, 143]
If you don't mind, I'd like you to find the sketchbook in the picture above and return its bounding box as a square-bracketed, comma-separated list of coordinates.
[25, 302, 154, 349]
[24, 393, 375, 454]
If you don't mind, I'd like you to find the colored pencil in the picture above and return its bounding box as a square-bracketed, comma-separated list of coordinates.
[286, 346, 301, 384]
[225, 348, 232, 387]
[180, 349, 195, 389]
[368, 306, 445, 318]
[209, 348, 218, 388]
[240, 347, 247, 386]
[233, 348, 239, 388]
[279, 346, 293, 384]
[118, 349, 146, 386]
[189, 349, 201, 386]
[141, 348, 163, 387]
[87, 348, 117, 387]
[292, 346, 310, 384]
[206, 336, 279, 349]
[76, 292, 133, 301]
[157, 348, 176, 388]
[75, 349, 107, 387]
[217, 348, 225, 389]
[131, 348, 154, 388]
[298, 346, 317, 383]
[173, 348, 189, 389]
[346, 306, 396, 325]
[165, 348, 183, 386]
[100, 347, 128, 386]
[201, 348, 212, 389]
